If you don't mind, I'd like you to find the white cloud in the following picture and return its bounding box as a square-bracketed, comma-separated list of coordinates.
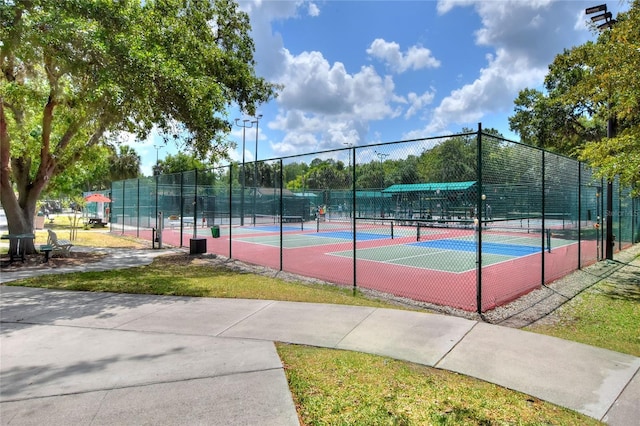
[367, 39, 441, 73]
[425, 0, 591, 134]
[424, 48, 546, 134]
[308, 2, 320, 17]
[245, 0, 308, 79]
[266, 47, 406, 155]
[436, 0, 476, 15]
[403, 90, 437, 119]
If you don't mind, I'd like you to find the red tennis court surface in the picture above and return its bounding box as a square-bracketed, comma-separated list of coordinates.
[120, 223, 598, 312]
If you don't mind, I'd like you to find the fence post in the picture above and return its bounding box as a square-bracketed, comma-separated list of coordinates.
[476, 123, 483, 314]
[541, 150, 546, 287]
[155, 174, 159, 235]
[578, 163, 582, 268]
[279, 159, 284, 271]
[179, 171, 184, 247]
[229, 165, 233, 258]
[193, 169, 198, 239]
[352, 146, 357, 296]
[123, 180, 127, 235]
[136, 179, 140, 237]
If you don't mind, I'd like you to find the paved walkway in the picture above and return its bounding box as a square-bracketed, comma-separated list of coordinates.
[1, 248, 639, 425]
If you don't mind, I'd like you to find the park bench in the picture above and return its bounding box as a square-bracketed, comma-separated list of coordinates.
[47, 229, 73, 257]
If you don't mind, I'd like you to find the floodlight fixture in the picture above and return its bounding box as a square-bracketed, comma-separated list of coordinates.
[590, 11, 612, 22]
[597, 19, 617, 30]
[585, 4, 607, 14]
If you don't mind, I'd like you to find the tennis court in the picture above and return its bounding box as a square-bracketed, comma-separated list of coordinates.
[218, 219, 575, 274]
[111, 128, 639, 313]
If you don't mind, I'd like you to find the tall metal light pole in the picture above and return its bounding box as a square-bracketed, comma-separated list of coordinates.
[153, 145, 163, 236]
[344, 142, 354, 223]
[235, 118, 254, 226]
[374, 150, 389, 218]
[586, 3, 617, 260]
[153, 145, 163, 176]
[343, 143, 354, 172]
[252, 114, 262, 225]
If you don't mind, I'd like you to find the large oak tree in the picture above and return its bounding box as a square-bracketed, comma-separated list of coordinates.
[509, 0, 639, 193]
[0, 0, 278, 254]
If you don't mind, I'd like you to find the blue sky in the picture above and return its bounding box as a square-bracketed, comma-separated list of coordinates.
[137, 0, 629, 175]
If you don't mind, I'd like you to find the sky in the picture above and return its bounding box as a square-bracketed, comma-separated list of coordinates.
[136, 0, 629, 176]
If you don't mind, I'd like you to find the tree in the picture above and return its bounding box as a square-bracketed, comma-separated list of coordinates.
[109, 145, 141, 182]
[43, 144, 113, 196]
[156, 152, 208, 176]
[417, 133, 477, 183]
[578, 1, 640, 191]
[0, 0, 278, 255]
[508, 0, 639, 191]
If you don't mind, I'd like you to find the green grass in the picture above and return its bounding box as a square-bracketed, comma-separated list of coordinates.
[527, 279, 640, 357]
[277, 344, 600, 425]
[10, 256, 406, 309]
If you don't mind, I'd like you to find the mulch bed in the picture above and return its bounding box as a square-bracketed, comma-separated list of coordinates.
[0, 251, 106, 271]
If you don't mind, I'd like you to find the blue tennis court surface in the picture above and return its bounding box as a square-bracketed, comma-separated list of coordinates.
[409, 239, 541, 256]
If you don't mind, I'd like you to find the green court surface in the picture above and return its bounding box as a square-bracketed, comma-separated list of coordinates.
[329, 233, 575, 273]
[328, 245, 513, 273]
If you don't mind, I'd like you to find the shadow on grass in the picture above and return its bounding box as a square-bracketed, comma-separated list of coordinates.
[597, 266, 640, 302]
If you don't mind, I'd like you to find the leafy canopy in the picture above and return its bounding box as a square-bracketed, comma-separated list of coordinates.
[508, 0, 639, 192]
[0, 0, 278, 238]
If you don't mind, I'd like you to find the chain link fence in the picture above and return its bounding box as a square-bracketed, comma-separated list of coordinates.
[110, 127, 639, 313]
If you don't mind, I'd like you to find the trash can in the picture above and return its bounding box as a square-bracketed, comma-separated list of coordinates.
[211, 225, 220, 238]
[190, 238, 207, 255]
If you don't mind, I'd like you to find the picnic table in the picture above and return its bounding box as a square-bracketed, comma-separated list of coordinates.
[1, 233, 36, 263]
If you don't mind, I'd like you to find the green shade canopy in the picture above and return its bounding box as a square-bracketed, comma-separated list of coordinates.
[382, 181, 476, 193]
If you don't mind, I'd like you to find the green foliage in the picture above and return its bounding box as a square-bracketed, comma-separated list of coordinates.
[0, 0, 278, 241]
[418, 133, 477, 182]
[109, 145, 141, 182]
[509, 0, 640, 192]
[156, 152, 210, 175]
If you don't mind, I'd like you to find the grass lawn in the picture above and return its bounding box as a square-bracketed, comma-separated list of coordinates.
[5, 228, 638, 425]
[526, 279, 640, 357]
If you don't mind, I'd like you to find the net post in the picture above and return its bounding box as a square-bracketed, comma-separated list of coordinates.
[391, 221, 394, 239]
[546, 228, 551, 253]
[416, 222, 421, 241]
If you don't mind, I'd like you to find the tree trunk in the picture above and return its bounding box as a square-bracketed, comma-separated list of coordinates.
[0, 176, 39, 257]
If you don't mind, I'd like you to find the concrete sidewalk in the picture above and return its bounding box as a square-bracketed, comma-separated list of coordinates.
[1, 250, 639, 425]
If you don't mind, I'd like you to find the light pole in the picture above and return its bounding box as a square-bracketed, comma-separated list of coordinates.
[235, 118, 255, 226]
[153, 145, 163, 176]
[586, 3, 617, 260]
[374, 150, 389, 218]
[153, 145, 163, 236]
[252, 114, 262, 225]
[343, 142, 354, 173]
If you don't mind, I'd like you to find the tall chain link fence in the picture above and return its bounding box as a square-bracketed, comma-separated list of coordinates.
[110, 127, 639, 313]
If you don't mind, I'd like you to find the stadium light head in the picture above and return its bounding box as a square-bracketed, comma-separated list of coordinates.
[597, 19, 617, 30]
[585, 4, 607, 14]
[590, 11, 612, 22]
